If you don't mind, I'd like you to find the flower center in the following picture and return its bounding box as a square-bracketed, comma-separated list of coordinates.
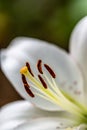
[20, 59, 87, 124]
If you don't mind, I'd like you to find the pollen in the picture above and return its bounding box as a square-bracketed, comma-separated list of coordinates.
[37, 59, 43, 74]
[26, 62, 34, 77]
[44, 64, 56, 78]
[38, 74, 47, 89]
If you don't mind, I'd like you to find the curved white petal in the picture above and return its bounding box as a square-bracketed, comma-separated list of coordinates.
[14, 118, 75, 130]
[0, 100, 72, 130]
[1, 37, 84, 110]
[0, 100, 69, 123]
[69, 16, 87, 103]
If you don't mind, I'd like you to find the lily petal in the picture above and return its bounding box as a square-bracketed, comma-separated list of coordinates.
[69, 16, 87, 103]
[14, 118, 75, 130]
[1, 37, 84, 110]
[0, 100, 72, 130]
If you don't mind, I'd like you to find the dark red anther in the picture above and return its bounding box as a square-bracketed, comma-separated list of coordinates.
[21, 74, 34, 97]
[22, 74, 30, 87]
[37, 59, 43, 74]
[38, 75, 47, 89]
[24, 85, 35, 98]
[44, 64, 56, 78]
[26, 62, 34, 77]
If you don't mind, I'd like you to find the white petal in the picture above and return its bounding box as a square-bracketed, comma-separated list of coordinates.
[14, 118, 74, 130]
[69, 16, 87, 103]
[1, 37, 84, 110]
[0, 100, 72, 130]
[0, 100, 69, 123]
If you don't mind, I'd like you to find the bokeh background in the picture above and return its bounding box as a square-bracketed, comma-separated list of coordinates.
[0, 0, 87, 107]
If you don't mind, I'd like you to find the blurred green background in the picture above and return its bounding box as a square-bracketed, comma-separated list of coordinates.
[0, 0, 87, 107]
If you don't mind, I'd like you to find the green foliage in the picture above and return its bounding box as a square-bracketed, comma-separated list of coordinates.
[0, 0, 87, 49]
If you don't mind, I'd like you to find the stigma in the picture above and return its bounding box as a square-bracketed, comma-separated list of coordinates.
[20, 59, 87, 124]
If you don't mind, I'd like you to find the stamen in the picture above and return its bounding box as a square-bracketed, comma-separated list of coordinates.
[21, 74, 34, 97]
[44, 64, 56, 78]
[21, 74, 30, 88]
[20, 60, 87, 123]
[24, 85, 35, 98]
[37, 59, 43, 74]
[38, 75, 47, 89]
[26, 62, 34, 77]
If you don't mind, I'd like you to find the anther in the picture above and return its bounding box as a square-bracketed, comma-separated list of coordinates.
[22, 74, 27, 84]
[21, 74, 30, 88]
[37, 59, 43, 74]
[21, 74, 34, 97]
[26, 62, 34, 77]
[38, 75, 47, 89]
[24, 85, 35, 98]
[44, 64, 56, 78]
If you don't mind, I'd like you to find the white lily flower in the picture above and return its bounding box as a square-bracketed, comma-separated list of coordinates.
[0, 16, 87, 130]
